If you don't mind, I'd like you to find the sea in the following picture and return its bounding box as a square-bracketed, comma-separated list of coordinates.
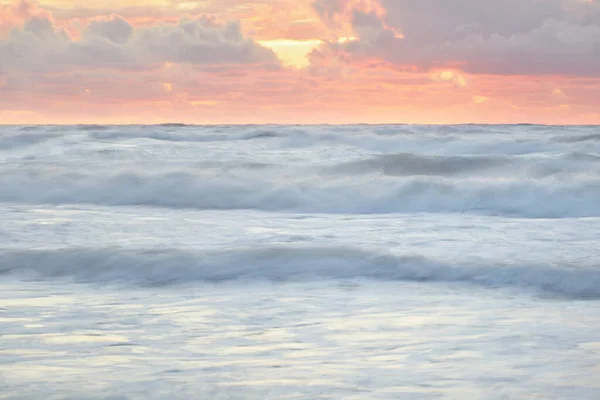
[1, 124, 600, 399]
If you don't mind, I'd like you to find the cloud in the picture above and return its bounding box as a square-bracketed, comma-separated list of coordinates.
[2, 0, 600, 125]
[313, 0, 600, 76]
[0, 0, 53, 35]
[135, 16, 277, 65]
[84, 14, 134, 44]
[0, 9, 278, 74]
[313, 0, 400, 40]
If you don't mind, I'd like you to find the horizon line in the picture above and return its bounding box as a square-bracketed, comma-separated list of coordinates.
[2, 122, 599, 127]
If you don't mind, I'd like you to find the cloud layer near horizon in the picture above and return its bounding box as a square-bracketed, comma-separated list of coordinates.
[1, 0, 599, 124]
[314, 0, 600, 76]
[1, 13, 277, 73]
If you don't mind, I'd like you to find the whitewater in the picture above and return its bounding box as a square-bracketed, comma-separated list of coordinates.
[1, 124, 599, 399]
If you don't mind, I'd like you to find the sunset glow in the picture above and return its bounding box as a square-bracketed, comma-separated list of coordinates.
[1, 0, 600, 124]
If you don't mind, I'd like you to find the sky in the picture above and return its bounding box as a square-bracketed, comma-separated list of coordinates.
[1, 0, 599, 124]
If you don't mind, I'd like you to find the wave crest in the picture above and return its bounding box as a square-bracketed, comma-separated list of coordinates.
[2, 246, 599, 298]
[1, 170, 600, 217]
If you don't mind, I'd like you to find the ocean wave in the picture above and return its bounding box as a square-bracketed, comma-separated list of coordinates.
[75, 124, 112, 131]
[1, 246, 599, 298]
[157, 123, 190, 128]
[325, 152, 600, 177]
[0, 170, 600, 218]
[556, 133, 600, 143]
[1, 170, 600, 217]
[4, 125, 600, 157]
[327, 153, 512, 176]
[0, 132, 63, 150]
[87, 128, 284, 143]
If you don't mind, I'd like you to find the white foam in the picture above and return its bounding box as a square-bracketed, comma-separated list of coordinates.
[1, 169, 599, 217]
[2, 124, 600, 218]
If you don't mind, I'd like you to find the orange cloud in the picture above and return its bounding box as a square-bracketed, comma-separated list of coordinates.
[1, 0, 600, 125]
[0, 0, 54, 35]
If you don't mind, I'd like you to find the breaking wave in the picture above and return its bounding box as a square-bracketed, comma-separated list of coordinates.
[2, 124, 600, 217]
[1, 169, 599, 217]
[1, 246, 599, 298]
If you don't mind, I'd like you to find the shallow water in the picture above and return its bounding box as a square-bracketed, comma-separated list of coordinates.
[1, 124, 599, 399]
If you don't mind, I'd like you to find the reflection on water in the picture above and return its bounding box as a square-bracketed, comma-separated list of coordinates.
[1, 281, 600, 399]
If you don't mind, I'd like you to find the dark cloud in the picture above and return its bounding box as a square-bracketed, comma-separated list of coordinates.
[84, 15, 133, 44]
[0, 14, 278, 74]
[314, 0, 600, 76]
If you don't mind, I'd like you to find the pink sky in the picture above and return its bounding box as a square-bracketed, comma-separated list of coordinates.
[1, 0, 599, 124]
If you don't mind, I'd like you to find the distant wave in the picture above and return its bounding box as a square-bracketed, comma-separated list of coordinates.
[75, 124, 111, 131]
[0, 132, 63, 150]
[2, 124, 600, 218]
[555, 133, 600, 143]
[3, 125, 600, 155]
[157, 123, 190, 128]
[1, 246, 599, 298]
[327, 153, 512, 176]
[88, 129, 282, 143]
[1, 170, 600, 217]
[325, 152, 600, 177]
